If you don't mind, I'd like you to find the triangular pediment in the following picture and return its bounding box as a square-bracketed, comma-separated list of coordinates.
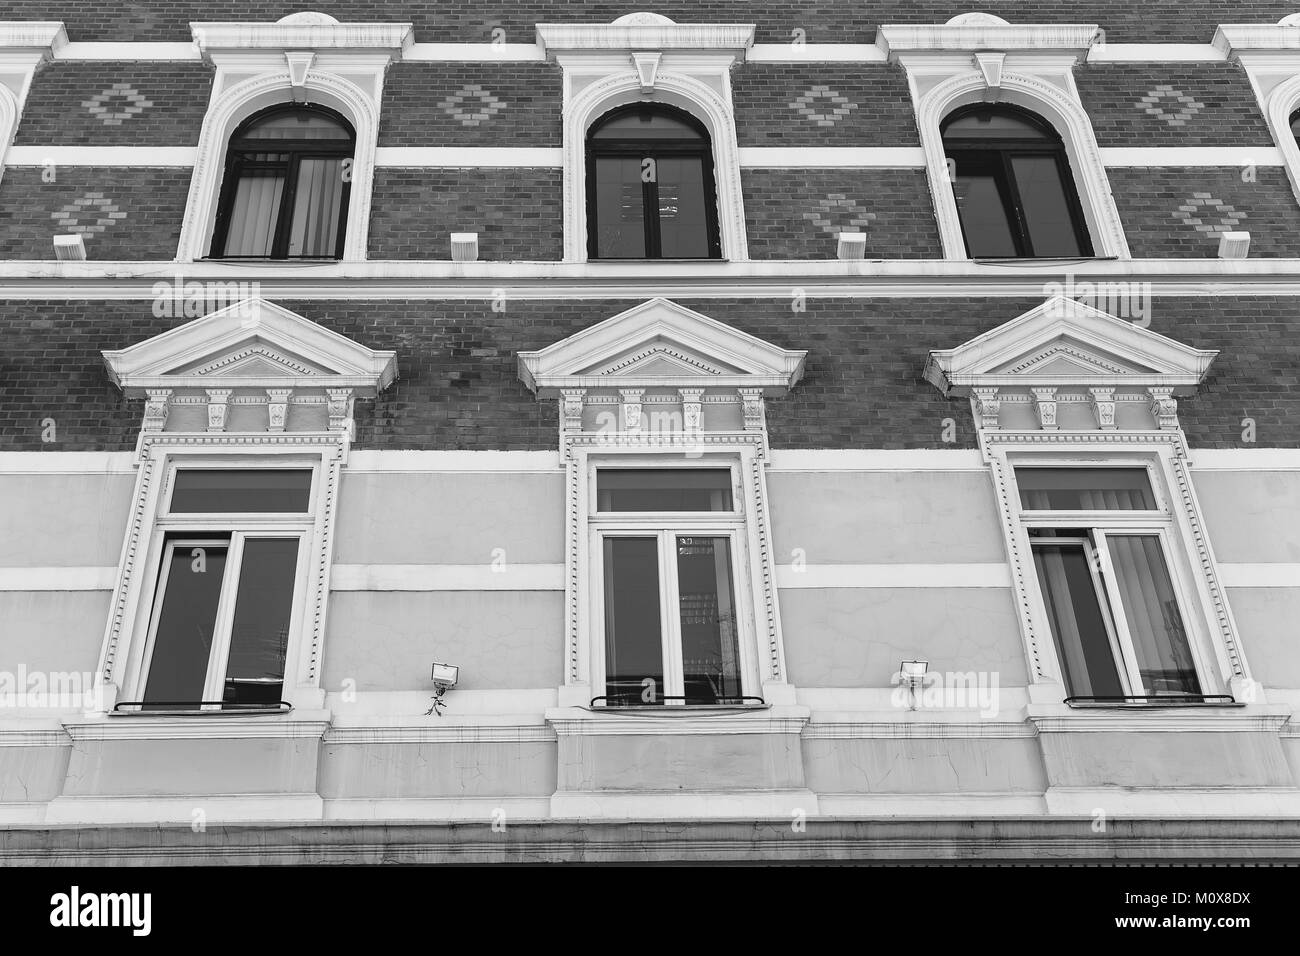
[924, 296, 1217, 393]
[517, 298, 806, 393]
[103, 297, 398, 396]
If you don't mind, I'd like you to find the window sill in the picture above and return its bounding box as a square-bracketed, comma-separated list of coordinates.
[62, 709, 331, 741]
[586, 702, 769, 715]
[1063, 696, 1241, 710]
[546, 703, 809, 736]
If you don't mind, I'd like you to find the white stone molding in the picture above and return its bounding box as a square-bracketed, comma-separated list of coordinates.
[925, 297, 1246, 706]
[517, 298, 805, 708]
[0, 21, 68, 187]
[95, 298, 398, 714]
[544, 14, 754, 262]
[178, 15, 411, 262]
[885, 15, 1127, 260]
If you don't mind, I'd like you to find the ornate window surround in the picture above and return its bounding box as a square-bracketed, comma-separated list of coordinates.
[94, 297, 397, 722]
[177, 12, 414, 263]
[1214, 17, 1300, 216]
[924, 296, 1255, 710]
[536, 13, 755, 263]
[0, 21, 67, 188]
[879, 13, 1130, 260]
[517, 297, 805, 717]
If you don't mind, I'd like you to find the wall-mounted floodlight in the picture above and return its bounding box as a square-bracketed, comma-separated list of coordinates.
[899, 659, 929, 711]
[425, 662, 460, 716]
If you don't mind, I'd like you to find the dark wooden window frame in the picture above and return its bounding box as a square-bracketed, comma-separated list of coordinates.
[942, 104, 1094, 259]
[209, 103, 355, 261]
[585, 103, 723, 261]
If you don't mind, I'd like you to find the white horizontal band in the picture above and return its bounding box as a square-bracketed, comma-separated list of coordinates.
[4, 146, 198, 166]
[775, 563, 1011, 589]
[330, 563, 564, 591]
[375, 146, 563, 167]
[1218, 563, 1300, 588]
[738, 146, 926, 167]
[0, 567, 116, 591]
[1100, 147, 1282, 167]
[747, 43, 886, 62]
[1087, 43, 1226, 62]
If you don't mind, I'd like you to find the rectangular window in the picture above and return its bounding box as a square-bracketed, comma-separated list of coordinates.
[596, 468, 734, 512]
[170, 469, 312, 513]
[1017, 467, 1156, 511]
[142, 535, 299, 710]
[599, 532, 743, 706]
[134, 465, 314, 712]
[1016, 464, 1201, 701]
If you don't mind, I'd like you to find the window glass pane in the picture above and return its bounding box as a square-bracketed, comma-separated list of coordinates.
[655, 156, 710, 258]
[241, 110, 352, 140]
[1107, 535, 1200, 696]
[943, 109, 1052, 140]
[603, 538, 664, 704]
[1032, 542, 1125, 699]
[1009, 154, 1085, 257]
[221, 169, 285, 256]
[591, 109, 704, 140]
[170, 470, 312, 513]
[951, 168, 1019, 257]
[593, 156, 646, 257]
[143, 542, 228, 708]
[1017, 468, 1156, 511]
[677, 536, 742, 704]
[286, 157, 346, 257]
[597, 469, 733, 512]
[223, 538, 299, 707]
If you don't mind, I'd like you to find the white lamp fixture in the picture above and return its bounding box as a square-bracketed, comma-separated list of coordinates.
[450, 232, 479, 262]
[53, 234, 86, 261]
[1218, 231, 1250, 260]
[837, 232, 866, 260]
[426, 661, 460, 716]
[899, 659, 929, 711]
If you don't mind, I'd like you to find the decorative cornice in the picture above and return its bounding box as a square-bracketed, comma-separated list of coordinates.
[1028, 707, 1286, 734]
[324, 723, 556, 744]
[536, 16, 755, 58]
[803, 720, 1036, 739]
[190, 16, 413, 59]
[0, 21, 68, 52]
[1213, 22, 1300, 58]
[63, 713, 332, 741]
[877, 19, 1099, 61]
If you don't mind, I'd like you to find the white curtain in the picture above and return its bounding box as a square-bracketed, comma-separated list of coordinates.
[287, 157, 344, 257]
[1106, 535, 1199, 695]
[223, 173, 284, 256]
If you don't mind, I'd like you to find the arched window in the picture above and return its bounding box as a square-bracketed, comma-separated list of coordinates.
[585, 104, 722, 260]
[941, 105, 1092, 259]
[210, 105, 355, 260]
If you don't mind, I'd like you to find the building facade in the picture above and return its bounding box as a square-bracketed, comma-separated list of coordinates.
[1, 3, 1300, 863]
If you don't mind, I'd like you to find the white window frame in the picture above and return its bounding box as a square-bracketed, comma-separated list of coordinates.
[881, 16, 1131, 259]
[178, 15, 412, 262]
[98, 438, 345, 715]
[538, 14, 754, 263]
[587, 458, 759, 706]
[129, 460, 318, 710]
[1011, 459, 1217, 699]
[990, 444, 1247, 705]
[0, 21, 68, 190]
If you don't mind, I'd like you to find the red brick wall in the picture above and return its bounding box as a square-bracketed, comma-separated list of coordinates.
[743, 169, 942, 259]
[0, 166, 189, 260]
[367, 168, 563, 260]
[378, 63, 562, 147]
[733, 65, 919, 147]
[13, 62, 212, 146]
[2, 296, 1294, 453]
[1108, 168, 1300, 257]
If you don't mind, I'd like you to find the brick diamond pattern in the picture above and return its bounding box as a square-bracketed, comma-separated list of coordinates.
[51, 192, 128, 237]
[437, 84, 507, 126]
[802, 194, 876, 235]
[1172, 192, 1244, 236]
[788, 85, 858, 126]
[81, 83, 154, 125]
[1137, 85, 1206, 126]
